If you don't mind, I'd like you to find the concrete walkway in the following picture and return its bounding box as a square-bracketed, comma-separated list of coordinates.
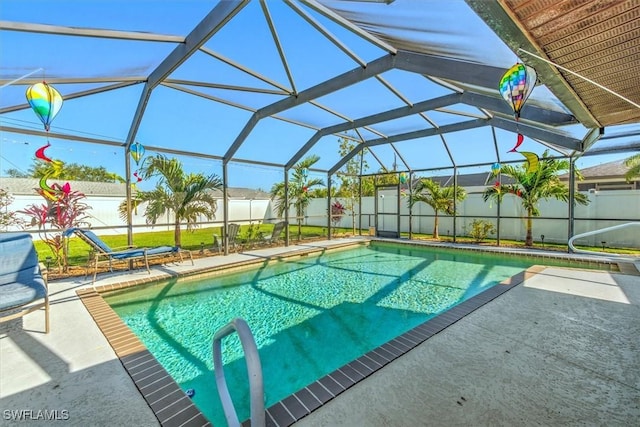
[295, 267, 640, 426]
[1, 239, 638, 426]
[0, 260, 159, 426]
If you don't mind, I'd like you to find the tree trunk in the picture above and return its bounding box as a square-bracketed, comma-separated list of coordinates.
[351, 208, 356, 236]
[63, 234, 69, 273]
[174, 219, 182, 248]
[297, 202, 303, 241]
[433, 212, 440, 239]
[525, 210, 533, 246]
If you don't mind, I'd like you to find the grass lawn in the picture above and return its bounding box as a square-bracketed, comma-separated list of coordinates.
[34, 224, 352, 268]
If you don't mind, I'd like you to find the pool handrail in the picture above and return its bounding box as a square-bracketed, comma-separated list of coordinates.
[212, 317, 265, 427]
[568, 222, 640, 259]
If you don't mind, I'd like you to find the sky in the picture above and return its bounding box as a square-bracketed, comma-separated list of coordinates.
[1, 0, 637, 192]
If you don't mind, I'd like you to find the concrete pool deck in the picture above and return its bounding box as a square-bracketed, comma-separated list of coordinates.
[1, 237, 638, 426]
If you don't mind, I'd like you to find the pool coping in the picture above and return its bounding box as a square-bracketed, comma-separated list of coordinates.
[75, 242, 631, 426]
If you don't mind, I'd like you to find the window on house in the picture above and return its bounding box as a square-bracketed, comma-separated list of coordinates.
[595, 182, 635, 191]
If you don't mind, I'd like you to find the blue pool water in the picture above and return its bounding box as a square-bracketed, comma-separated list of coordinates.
[104, 242, 580, 425]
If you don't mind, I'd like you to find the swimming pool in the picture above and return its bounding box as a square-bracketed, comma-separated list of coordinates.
[103, 242, 600, 425]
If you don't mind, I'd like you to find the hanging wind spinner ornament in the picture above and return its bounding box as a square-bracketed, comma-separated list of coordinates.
[26, 81, 63, 132]
[130, 141, 146, 182]
[499, 63, 537, 120]
[27, 81, 69, 199]
[519, 151, 540, 174]
[499, 63, 537, 153]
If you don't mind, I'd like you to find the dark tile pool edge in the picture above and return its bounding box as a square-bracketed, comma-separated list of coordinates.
[76, 289, 212, 427]
[256, 265, 546, 427]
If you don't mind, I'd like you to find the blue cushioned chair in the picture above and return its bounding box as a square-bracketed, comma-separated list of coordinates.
[64, 228, 193, 283]
[0, 233, 49, 333]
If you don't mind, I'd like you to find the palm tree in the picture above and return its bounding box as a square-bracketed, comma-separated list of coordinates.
[483, 151, 589, 246]
[120, 154, 222, 247]
[624, 153, 640, 182]
[409, 178, 466, 239]
[270, 155, 324, 241]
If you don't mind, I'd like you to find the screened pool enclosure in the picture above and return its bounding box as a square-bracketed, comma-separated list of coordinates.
[1, 0, 639, 251]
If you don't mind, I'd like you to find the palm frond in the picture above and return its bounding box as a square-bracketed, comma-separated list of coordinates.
[409, 178, 466, 214]
[624, 153, 640, 182]
[483, 150, 590, 220]
[269, 156, 324, 219]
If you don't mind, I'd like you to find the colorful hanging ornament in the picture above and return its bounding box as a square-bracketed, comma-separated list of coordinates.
[508, 133, 525, 153]
[34, 143, 69, 201]
[519, 151, 540, 173]
[399, 172, 408, 184]
[499, 63, 537, 153]
[499, 63, 537, 120]
[38, 174, 57, 201]
[26, 82, 63, 132]
[130, 141, 145, 166]
[130, 141, 145, 182]
[35, 142, 53, 162]
[27, 81, 69, 202]
[491, 163, 501, 175]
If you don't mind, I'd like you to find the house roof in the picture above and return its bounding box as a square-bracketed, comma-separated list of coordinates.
[559, 159, 635, 180]
[0, 178, 272, 199]
[578, 159, 631, 178]
[0, 177, 128, 197]
[210, 187, 271, 199]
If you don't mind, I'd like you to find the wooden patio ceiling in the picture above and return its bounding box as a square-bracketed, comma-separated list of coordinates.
[469, 0, 640, 128]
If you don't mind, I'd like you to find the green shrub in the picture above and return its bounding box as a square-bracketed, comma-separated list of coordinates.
[469, 219, 496, 243]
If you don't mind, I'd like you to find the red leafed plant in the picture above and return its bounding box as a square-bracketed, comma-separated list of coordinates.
[20, 185, 91, 272]
[330, 200, 345, 227]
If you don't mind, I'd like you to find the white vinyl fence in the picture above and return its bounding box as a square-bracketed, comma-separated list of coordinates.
[5, 190, 639, 249]
[304, 190, 640, 249]
[5, 195, 274, 237]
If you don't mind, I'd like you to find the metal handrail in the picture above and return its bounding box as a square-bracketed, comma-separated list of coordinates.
[212, 318, 265, 427]
[568, 222, 640, 258]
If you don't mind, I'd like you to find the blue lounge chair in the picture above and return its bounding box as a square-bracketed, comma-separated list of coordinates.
[0, 233, 49, 333]
[64, 228, 193, 283]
